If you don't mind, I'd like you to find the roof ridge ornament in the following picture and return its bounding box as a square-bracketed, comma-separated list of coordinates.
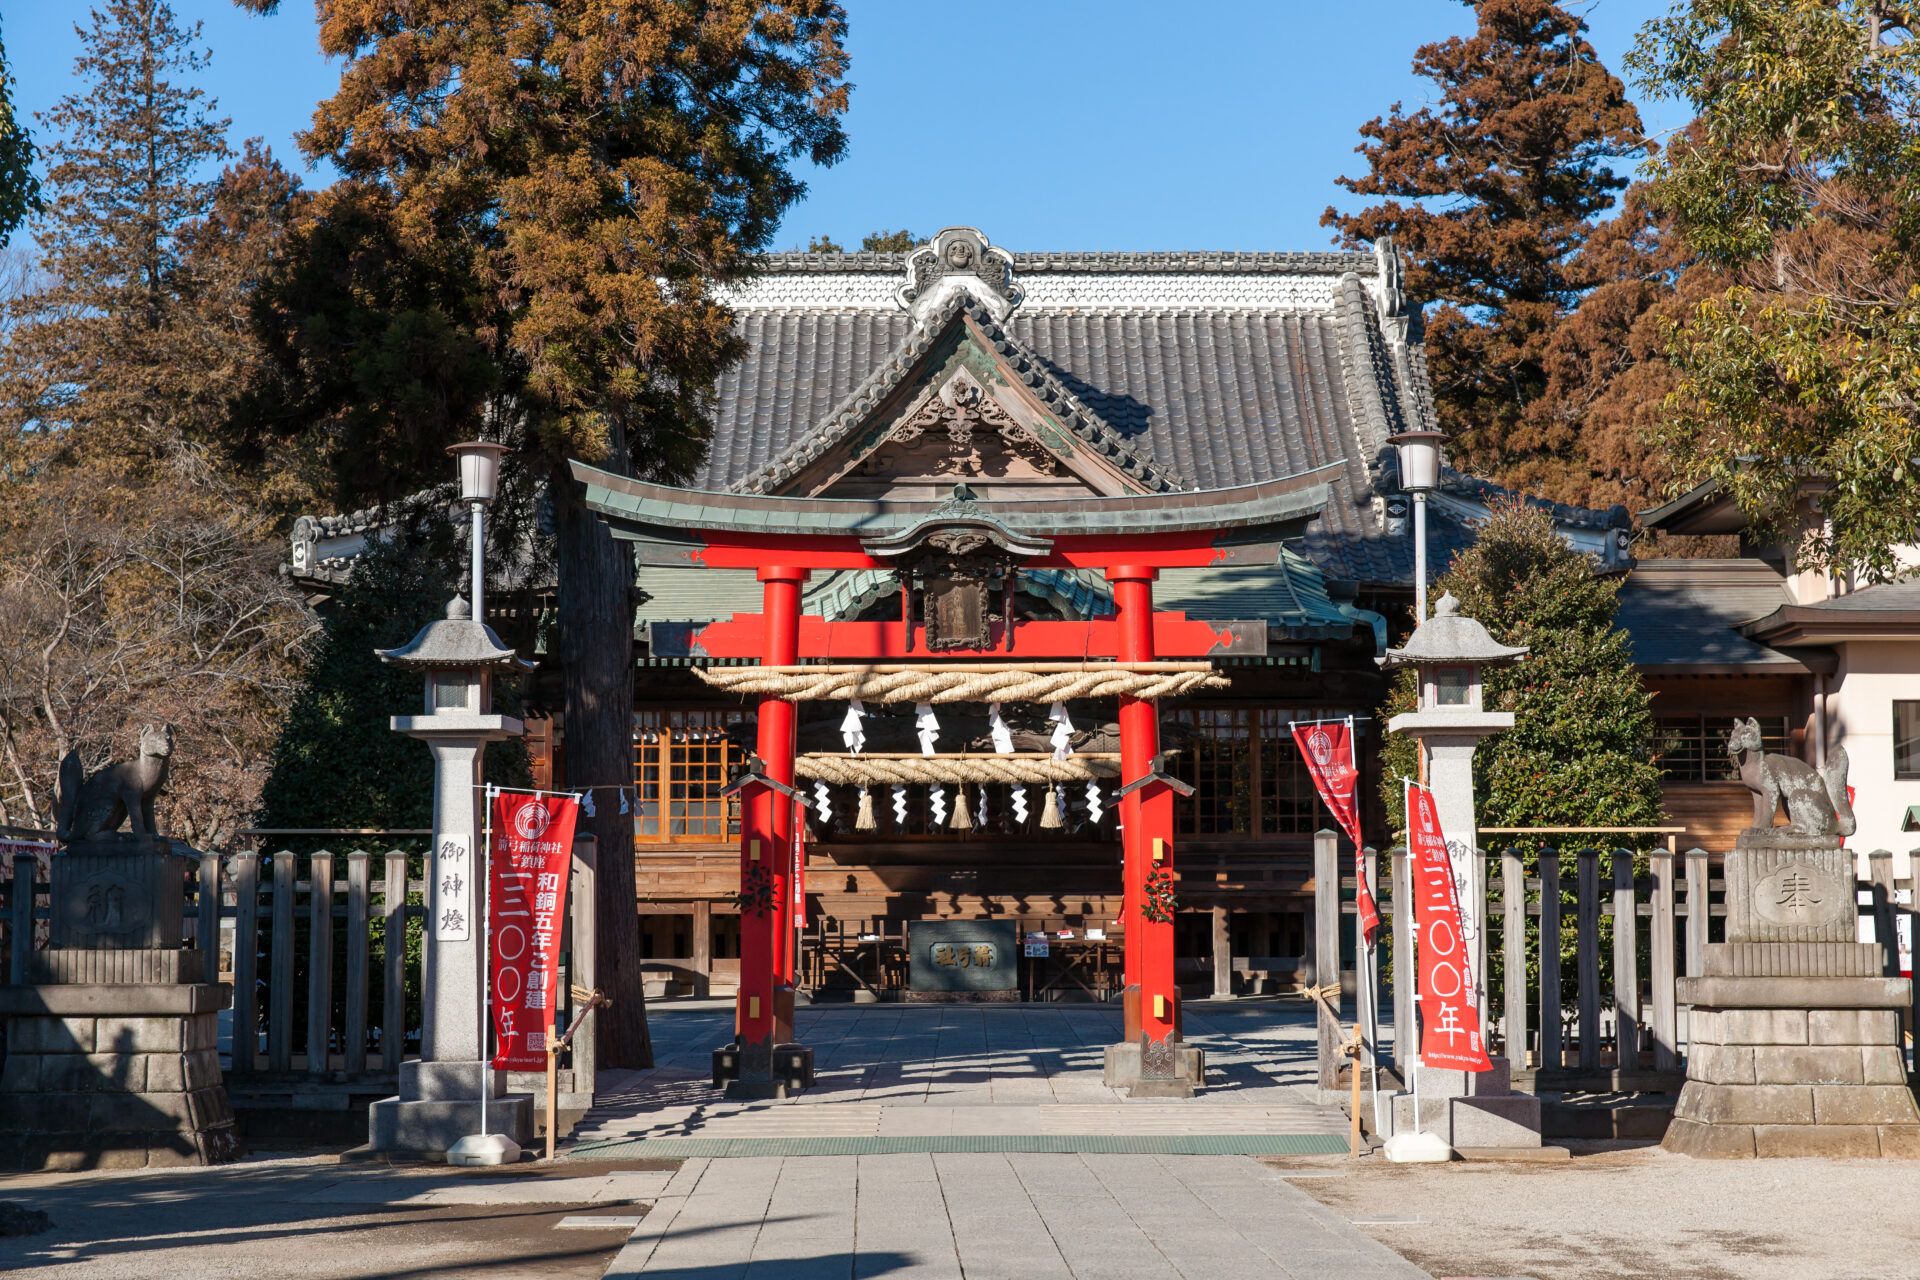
[898, 227, 1022, 326]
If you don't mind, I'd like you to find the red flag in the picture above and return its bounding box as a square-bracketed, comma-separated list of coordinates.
[1294, 719, 1380, 945]
[792, 807, 807, 928]
[489, 791, 580, 1071]
[1405, 780, 1492, 1072]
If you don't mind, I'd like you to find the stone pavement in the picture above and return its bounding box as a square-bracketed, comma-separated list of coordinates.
[568, 999, 1364, 1156]
[605, 1152, 1428, 1279]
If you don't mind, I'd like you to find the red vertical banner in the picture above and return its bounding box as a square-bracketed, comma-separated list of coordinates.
[792, 808, 806, 929]
[1405, 780, 1492, 1072]
[489, 791, 579, 1071]
[1294, 719, 1380, 945]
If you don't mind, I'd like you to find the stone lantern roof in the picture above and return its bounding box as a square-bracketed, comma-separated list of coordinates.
[1377, 592, 1529, 669]
[376, 596, 535, 672]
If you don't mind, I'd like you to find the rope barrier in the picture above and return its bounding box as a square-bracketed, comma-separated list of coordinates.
[792, 753, 1121, 786]
[694, 663, 1229, 705]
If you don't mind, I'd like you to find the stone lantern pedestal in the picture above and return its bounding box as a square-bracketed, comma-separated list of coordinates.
[1381, 592, 1543, 1156]
[363, 596, 536, 1158]
[1665, 828, 1920, 1158]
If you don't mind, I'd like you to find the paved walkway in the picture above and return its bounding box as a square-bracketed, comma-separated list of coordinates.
[605, 1153, 1428, 1280]
[567, 999, 1358, 1157]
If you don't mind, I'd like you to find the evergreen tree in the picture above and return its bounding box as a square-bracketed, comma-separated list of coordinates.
[1324, 0, 1644, 487]
[241, 0, 851, 1066]
[860, 229, 923, 252]
[1378, 503, 1664, 1022]
[0, 0, 232, 471]
[1380, 503, 1664, 835]
[0, 18, 40, 247]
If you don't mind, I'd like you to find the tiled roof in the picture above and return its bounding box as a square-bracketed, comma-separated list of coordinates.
[730, 293, 1190, 496]
[691, 246, 1497, 589]
[1612, 560, 1813, 671]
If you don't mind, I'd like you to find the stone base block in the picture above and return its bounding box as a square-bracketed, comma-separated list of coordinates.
[398, 1059, 515, 1103]
[1391, 1091, 1542, 1147]
[1449, 1095, 1543, 1148]
[1103, 1042, 1205, 1090]
[367, 1093, 533, 1154]
[1129, 1077, 1197, 1099]
[0, 985, 240, 1171]
[26, 948, 204, 985]
[1664, 1116, 1920, 1159]
[1664, 983, 1920, 1159]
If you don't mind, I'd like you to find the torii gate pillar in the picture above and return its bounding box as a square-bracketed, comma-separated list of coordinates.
[1106, 567, 1199, 1097]
[726, 566, 809, 1098]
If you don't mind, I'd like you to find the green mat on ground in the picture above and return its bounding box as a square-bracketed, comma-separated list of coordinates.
[565, 1134, 1349, 1158]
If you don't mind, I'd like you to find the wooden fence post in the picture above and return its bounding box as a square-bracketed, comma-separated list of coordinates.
[197, 852, 222, 975]
[1869, 852, 1899, 977]
[1577, 849, 1601, 1070]
[231, 852, 259, 1072]
[383, 850, 409, 1071]
[1684, 849, 1710, 977]
[1502, 848, 1526, 1066]
[308, 851, 335, 1074]
[1611, 849, 1640, 1070]
[8, 852, 34, 983]
[1650, 848, 1678, 1071]
[344, 851, 371, 1073]
[1391, 846, 1412, 1076]
[1314, 829, 1341, 1096]
[1538, 849, 1562, 1071]
[570, 835, 599, 1101]
[269, 851, 296, 1072]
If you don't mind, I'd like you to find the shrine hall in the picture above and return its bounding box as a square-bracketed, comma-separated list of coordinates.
[291, 227, 1652, 1088]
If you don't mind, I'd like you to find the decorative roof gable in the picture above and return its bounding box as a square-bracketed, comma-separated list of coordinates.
[731, 290, 1190, 498]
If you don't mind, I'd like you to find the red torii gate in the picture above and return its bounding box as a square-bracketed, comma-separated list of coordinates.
[576, 462, 1336, 1098]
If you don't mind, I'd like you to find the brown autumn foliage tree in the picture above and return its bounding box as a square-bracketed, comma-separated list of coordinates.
[240, 0, 851, 1067]
[1324, 0, 1645, 487]
[0, 0, 312, 839]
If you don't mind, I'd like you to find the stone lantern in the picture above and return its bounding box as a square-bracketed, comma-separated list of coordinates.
[365, 595, 536, 1157]
[1380, 592, 1528, 999]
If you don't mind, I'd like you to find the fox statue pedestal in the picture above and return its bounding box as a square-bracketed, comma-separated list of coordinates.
[1665, 829, 1920, 1159]
[1, 838, 240, 1170]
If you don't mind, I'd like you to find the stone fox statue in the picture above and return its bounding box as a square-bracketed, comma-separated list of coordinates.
[1727, 716, 1855, 837]
[55, 724, 174, 844]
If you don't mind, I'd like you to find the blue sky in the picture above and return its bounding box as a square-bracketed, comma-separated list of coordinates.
[6, 0, 1684, 253]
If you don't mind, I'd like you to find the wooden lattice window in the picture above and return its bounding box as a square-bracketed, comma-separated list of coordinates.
[1167, 706, 1367, 838]
[1655, 714, 1789, 783]
[634, 710, 749, 844]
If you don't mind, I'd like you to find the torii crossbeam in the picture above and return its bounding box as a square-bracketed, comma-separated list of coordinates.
[576, 460, 1337, 1098]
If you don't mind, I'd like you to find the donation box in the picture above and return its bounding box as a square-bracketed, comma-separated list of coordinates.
[907, 920, 1019, 992]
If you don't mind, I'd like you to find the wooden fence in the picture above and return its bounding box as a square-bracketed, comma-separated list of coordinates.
[3, 835, 600, 1106]
[1313, 831, 1914, 1092]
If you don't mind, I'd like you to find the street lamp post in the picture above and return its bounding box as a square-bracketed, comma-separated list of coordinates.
[1388, 429, 1444, 621]
[449, 441, 509, 622]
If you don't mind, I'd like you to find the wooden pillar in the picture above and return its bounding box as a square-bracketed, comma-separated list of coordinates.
[738, 566, 805, 1086]
[1110, 567, 1177, 1063]
[1576, 848, 1601, 1071]
[1391, 846, 1412, 1076]
[1537, 849, 1562, 1071]
[692, 899, 713, 998]
[1611, 849, 1640, 1070]
[1501, 848, 1526, 1066]
[1210, 906, 1232, 999]
[1314, 829, 1341, 1095]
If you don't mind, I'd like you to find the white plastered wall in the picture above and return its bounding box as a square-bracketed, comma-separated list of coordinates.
[1824, 640, 1920, 876]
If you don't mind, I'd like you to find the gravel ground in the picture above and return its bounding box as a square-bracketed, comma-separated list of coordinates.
[1279, 1141, 1920, 1280]
[0, 1155, 671, 1280]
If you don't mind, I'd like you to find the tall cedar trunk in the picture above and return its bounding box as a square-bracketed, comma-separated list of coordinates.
[553, 460, 652, 1068]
